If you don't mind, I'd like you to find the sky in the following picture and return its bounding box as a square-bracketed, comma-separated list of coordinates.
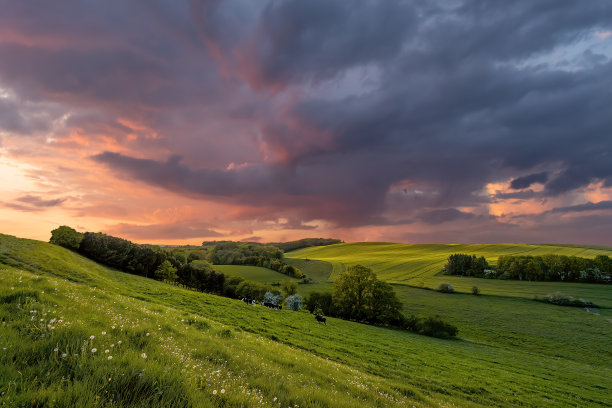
[1, 0, 612, 246]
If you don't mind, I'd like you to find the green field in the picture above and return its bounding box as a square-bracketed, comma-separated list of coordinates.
[213, 265, 298, 283]
[1, 234, 611, 407]
[286, 242, 612, 283]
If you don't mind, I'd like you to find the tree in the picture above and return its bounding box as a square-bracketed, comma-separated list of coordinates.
[332, 265, 403, 324]
[154, 260, 178, 282]
[49, 226, 83, 251]
[285, 294, 303, 311]
[304, 291, 333, 315]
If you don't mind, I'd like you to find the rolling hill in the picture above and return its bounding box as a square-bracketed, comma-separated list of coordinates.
[1, 233, 611, 407]
[286, 241, 612, 282]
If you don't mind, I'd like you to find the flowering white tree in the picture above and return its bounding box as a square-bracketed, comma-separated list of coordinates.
[285, 294, 303, 311]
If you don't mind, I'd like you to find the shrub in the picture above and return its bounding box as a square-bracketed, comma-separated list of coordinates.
[403, 315, 458, 338]
[263, 291, 283, 305]
[285, 294, 303, 311]
[536, 292, 598, 308]
[471, 286, 480, 296]
[436, 282, 454, 293]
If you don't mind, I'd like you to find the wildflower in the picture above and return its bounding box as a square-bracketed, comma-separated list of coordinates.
[145, 332, 150, 336]
[110, 344, 115, 348]
[90, 335, 95, 340]
[108, 356, 113, 360]
[61, 353, 67, 358]
[102, 331, 106, 335]
[221, 389, 226, 394]
[111, 326, 116, 329]
[141, 353, 147, 359]
[53, 348, 58, 352]
[117, 340, 122, 345]
[92, 348, 97, 353]
[213, 390, 217, 395]
[105, 349, 110, 353]
[274, 397, 278, 402]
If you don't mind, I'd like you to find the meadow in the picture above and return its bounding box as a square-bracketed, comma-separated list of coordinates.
[1, 234, 611, 407]
[286, 242, 612, 283]
[213, 265, 299, 283]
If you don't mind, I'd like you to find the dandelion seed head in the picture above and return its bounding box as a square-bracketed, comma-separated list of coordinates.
[91, 348, 97, 353]
[105, 349, 109, 353]
[108, 356, 113, 360]
[213, 390, 217, 395]
[61, 353, 67, 358]
[90, 335, 95, 340]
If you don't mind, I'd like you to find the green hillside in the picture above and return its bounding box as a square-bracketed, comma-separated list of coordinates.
[1, 233, 611, 407]
[286, 242, 612, 283]
[213, 265, 298, 283]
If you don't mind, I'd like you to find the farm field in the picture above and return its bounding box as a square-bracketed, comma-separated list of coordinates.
[286, 242, 612, 283]
[213, 265, 298, 283]
[1, 234, 611, 407]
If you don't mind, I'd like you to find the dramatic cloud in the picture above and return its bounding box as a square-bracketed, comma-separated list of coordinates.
[0, 0, 611, 244]
[510, 173, 549, 190]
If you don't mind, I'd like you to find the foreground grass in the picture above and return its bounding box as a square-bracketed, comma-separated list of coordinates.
[1, 234, 611, 407]
[287, 242, 612, 283]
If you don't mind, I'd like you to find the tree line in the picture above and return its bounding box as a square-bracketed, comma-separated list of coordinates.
[206, 242, 305, 279]
[443, 253, 612, 283]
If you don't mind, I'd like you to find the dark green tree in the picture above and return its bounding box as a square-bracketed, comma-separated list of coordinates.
[49, 226, 83, 251]
[332, 265, 403, 324]
[154, 260, 178, 282]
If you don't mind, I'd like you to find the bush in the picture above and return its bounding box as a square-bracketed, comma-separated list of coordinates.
[285, 294, 303, 311]
[263, 291, 283, 305]
[436, 282, 454, 293]
[536, 292, 598, 308]
[471, 286, 480, 296]
[403, 315, 458, 338]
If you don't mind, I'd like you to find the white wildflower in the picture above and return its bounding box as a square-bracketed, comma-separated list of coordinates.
[91, 348, 97, 353]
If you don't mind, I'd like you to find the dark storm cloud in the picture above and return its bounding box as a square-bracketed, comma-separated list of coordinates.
[550, 201, 612, 214]
[245, 0, 417, 85]
[510, 173, 548, 190]
[1, 0, 612, 240]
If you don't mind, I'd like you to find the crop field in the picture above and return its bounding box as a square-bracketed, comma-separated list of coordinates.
[213, 265, 297, 283]
[1, 234, 611, 407]
[286, 242, 612, 283]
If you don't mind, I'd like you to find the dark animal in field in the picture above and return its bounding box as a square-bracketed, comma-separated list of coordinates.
[242, 298, 256, 306]
[314, 314, 326, 324]
[263, 301, 274, 308]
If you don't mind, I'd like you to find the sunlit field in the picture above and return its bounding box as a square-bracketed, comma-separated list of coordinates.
[1, 234, 611, 407]
[287, 242, 612, 283]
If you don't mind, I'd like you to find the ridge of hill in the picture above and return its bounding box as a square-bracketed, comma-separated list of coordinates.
[286, 242, 612, 283]
[1, 233, 611, 407]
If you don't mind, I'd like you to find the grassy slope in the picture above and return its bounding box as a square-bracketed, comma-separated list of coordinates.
[286, 242, 612, 285]
[1, 234, 611, 407]
[213, 265, 298, 283]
